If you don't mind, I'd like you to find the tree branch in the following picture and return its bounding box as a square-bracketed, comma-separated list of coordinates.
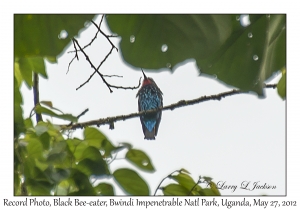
[72, 38, 142, 92]
[59, 84, 277, 130]
[67, 15, 139, 92]
[33, 73, 43, 123]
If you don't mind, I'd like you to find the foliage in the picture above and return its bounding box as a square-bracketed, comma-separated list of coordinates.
[14, 14, 95, 59]
[277, 67, 286, 99]
[158, 169, 221, 196]
[14, 121, 154, 195]
[14, 14, 96, 138]
[106, 14, 286, 96]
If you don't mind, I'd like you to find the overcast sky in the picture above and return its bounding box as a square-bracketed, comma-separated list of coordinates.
[17, 15, 287, 196]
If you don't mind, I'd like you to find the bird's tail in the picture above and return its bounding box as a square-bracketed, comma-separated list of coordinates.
[143, 128, 156, 140]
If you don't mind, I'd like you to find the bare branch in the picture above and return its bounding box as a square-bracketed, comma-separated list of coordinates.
[107, 35, 119, 38]
[72, 38, 114, 92]
[75, 45, 115, 91]
[103, 74, 123, 78]
[73, 38, 141, 92]
[66, 39, 80, 74]
[90, 20, 118, 51]
[68, 15, 104, 54]
[59, 84, 277, 130]
[67, 16, 140, 93]
[67, 56, 77, 75]
[33, 73, 43, 122]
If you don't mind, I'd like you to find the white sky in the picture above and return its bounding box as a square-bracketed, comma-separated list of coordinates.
[1, 0, 300, 208]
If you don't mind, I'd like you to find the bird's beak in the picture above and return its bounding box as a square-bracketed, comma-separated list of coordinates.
[141, 69, 147, 79]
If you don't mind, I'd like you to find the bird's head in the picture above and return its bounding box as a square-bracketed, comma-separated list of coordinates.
[141, 69, 155, 86]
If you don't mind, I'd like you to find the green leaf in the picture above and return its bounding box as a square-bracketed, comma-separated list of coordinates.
[113, 168, 149, 195]
[84, 127, 106, 149]
[14, 172, 21, 195]
[202, 176, 213, 182]
[125, 149, 155, 172]
[277, 68, 286, 100]
[44, 167, 70, 183]
[94, 183, 115, 195]
[26, 178, 54, 195]
[24, 118, 33, 129]
[14, 14, 95, 57]
[162, 183, 190, 196]
[14, 61, 23, 87]
[17, 57, 33, 87]
[47, 141, 73, 167]
[14, 76, 24, 137]
[76, 159, 106, 176]
[66, 138, 89, 161]
[76, 146, 110, 176]
[107, 14, 285, 95]
[79, 146, 103, 161]
[198, 14, 286, 95]
[34, 159, 48, 171]
[68, 169, 96, 195]
[45, 122, 64, 142]
[14, 76, 23, 105]
[39, 132, 50, 150]
[34, 124, 49, 136]
[40, 101, 53, 109]
[101, 139, 117, 158]
[209, 181, 221, 196]
[119, 142, 133, 149]
[18, 57, 47, 84]
[179, 168, 190, 174]
[27, 138, 44, 159]
[23, 157, 36, 179]
[35, 104, 77, 122]
[171, 173, 201, 192]
[45, 56, 57, 63]
[56, 180, 73, 195]
[106, 14, 232, 70]
[14, 105, 24, 137]
[40, 101, 64, 114]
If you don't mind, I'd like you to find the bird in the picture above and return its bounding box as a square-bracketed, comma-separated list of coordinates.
[136, 69, 163, 140]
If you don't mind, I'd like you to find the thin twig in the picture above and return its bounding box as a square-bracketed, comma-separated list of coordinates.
[74, 38, 141, 92]
[265, 83, 277, 89]
[188, 176, 202, 195]
[107, 35, 119, 38]
[59, 84, 277, 130]
[77, 108, 89, 119]
[90, 20, 118, 52]
[107, 77, 142, 90]
[67, 15, 104, 54]
[75, 45, 115, 91]
[67, 56, 77, 75]
[68, 17, 139, 92]
[103, 74, 123, 78]
[154, 170, 180, 196]
[66, 40, 80, 74]
[72, 39, 79, 61]
[67, 108, 89, 127]
[72, 38, 114, 92]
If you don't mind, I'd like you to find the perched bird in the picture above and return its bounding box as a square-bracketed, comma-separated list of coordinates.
[136, 70, 163, 140]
